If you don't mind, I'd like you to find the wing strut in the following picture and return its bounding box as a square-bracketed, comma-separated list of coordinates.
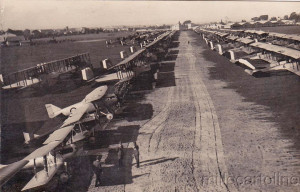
[43, 155, 48, 176]
[33, 159, 37, 178]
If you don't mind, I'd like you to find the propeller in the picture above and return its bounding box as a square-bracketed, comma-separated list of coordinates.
[93, 103, 114, 126]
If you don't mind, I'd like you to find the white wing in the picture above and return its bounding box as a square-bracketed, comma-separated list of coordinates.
[21, 156, 64, 191]
[24, 141, 61, 161]
[0, 160, 29, 187]
[83, 85, 108, 103]
[61, 104, 90, 127]
[43, 125, 75, 145]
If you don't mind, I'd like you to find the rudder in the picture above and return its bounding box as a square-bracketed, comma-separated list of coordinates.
[45, 104, 62, 118]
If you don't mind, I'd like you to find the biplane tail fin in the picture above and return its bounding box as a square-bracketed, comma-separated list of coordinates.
[23, 132, 40, 144]
[45, 104, 62, 118]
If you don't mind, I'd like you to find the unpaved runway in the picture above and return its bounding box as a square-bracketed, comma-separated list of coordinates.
[88, 31, 299, 192]
[91, 32, 235, 192]
[125, 31, 235, 192]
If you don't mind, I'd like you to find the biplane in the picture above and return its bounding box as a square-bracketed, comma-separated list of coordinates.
[0, 86, 119, 190]
[23, 85, 114, 144]
[0, 125, 82, 191]
[0, 128, 133, 191]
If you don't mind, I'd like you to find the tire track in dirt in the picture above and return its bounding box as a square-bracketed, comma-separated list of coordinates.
[125, 32, 237, 192]
[123, 85, 175, 192]
[182, 32, 237, 192]
[191, 57, 231, 192]
[129, 50, 201, 191]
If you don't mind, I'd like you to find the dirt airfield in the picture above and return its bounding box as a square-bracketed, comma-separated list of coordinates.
[1, 31, 299, 192]
[86, 31, 299, 191]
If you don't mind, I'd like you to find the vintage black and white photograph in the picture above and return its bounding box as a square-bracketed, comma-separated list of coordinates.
[0, 0, 299, 191]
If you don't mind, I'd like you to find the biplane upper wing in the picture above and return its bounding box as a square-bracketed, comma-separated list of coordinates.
[61, 104, 90, 127]
[43, 125, 75, 145]
[0, 160, 29, 187]
[83, 85, 108, 103]
[22, 155, 64, 191]
[0, 141, 62, 188]
[0, 125, 77, 189]
[24, 141, 61, 161]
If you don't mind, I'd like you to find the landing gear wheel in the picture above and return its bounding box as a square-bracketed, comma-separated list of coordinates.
[95, 109, 101, 125]
[89, 136, 96, 144]
[106, 113, 113, 120]
[59, 172, 69, 183]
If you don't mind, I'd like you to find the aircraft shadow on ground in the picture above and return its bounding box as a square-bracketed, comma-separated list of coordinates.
[169, 41, 180, 48]
[97, 156, 179, 187]
[139, 157, 178, 167]
[90, 125, 140, 148]
[56, 156, 94, 192]
[164, 52, 179, 61]
[253, 70, 296, 78]
[131, 73, 156, 92]
[156, 62, 176, 88]
[100, 148, 134, 186]
[119, 103, 154, 122]
[83, 125, 141, 187]
[168, 50, 179, 55]
[159, 62, 175, 72]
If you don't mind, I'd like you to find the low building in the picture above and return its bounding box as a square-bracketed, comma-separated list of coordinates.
[280, 20, 296, 25]
[171, 22, 181, 31]
[6, 36, 26, 46]
[0, 36, 5, 46]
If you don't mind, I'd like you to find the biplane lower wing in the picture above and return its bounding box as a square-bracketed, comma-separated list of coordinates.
[21, 157, 64, 191]
[0, 141, 63, 188]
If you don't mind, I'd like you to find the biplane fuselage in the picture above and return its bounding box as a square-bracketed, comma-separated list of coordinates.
[61, 102, 95, 117]
[23, 144, 77, 170]
[45, 85, 108, 119]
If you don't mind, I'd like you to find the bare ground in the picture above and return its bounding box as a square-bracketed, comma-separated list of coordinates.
[86, 31, 299, 192]
[1, 31, 299, 191]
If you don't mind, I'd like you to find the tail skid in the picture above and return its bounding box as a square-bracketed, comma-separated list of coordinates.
[45, 104, 62, 118]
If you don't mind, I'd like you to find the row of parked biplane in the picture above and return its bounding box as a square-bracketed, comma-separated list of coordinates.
[195, 28, 300, 77]
[0, 30, 170, 90]
[0, 30, 177, 191]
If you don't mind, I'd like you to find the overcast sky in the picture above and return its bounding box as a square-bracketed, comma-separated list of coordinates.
[1, 0, 299, 30]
